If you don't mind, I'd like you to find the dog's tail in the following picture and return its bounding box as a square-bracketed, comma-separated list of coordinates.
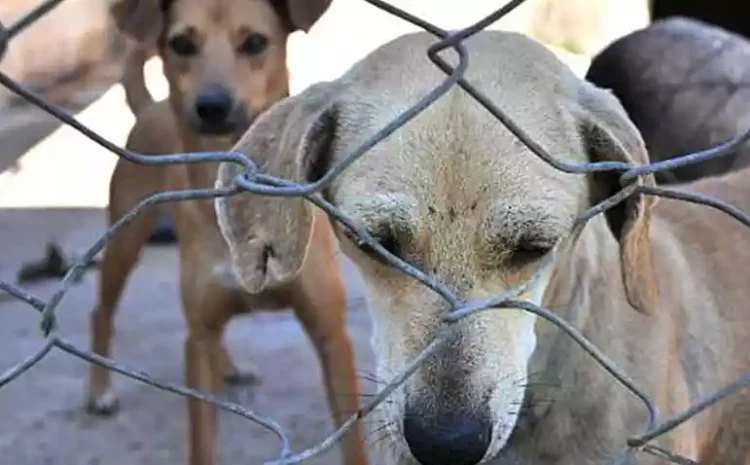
[121, 43, 155, 117]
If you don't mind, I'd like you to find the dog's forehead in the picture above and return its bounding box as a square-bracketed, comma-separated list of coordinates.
[332, 89, 586, 233]
[168, 0, 281, 34]
[328, 31, 592, 220]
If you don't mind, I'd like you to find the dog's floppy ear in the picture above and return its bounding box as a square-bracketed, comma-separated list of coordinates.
[109, 0, 166, 44]
[270, 0, 333, 32]
[215, 82, 340, 294]
[576, 82, 658, 314]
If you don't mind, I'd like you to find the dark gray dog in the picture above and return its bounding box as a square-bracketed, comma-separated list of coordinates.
[651, 0, 750, 40]
[586, 17, 750, 183]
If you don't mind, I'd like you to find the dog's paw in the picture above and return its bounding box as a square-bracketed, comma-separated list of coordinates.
[85, 390, 120, 416]
[224, 358, 262, 386]
[224, 369, 261, 386]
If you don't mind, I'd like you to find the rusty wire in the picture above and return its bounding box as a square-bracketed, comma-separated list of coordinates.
[1, 0, 749, 464]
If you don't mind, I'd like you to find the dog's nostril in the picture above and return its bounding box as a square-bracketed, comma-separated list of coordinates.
[195, 86, 234, 123]
[403, 410, 492, 465]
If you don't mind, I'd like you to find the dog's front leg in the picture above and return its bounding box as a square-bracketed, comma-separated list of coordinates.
[285, 218, 369, 465]
[185, 330, 223, 465]
[87, 160, 163, 415]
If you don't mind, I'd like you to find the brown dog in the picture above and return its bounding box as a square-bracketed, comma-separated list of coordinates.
[216, 30, 750, 464]
[86, 1, 368, 465]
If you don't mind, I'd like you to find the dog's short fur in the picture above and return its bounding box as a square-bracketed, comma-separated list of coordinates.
[586, 16, 750, 184]
[86, 2, 369, 465]
[650, 0, 750, 41]
[216, 31, 750, 465]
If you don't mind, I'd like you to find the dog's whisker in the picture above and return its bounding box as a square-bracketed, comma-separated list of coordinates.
[356, 371, 390, 385]
[366, 428, 396, 447]
[519, 382, 562, 388]
[332, 392, 383, 399]
[363, 419, 393, 426]
[516, 396, 557, 403]
[366, 427, 390, 440]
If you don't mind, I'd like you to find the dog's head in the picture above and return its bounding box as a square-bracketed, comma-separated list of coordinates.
[109, 0, 331, 138]
[215, 31, 656, 465]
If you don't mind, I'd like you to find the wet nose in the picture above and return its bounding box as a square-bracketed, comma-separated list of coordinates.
[403, 407, 492, 465]
[194, 85, 234, 123]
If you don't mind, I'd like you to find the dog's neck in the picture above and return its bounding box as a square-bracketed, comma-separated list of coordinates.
[504, 166, 750, 463]
[494, 217, 678, 463]
[673, 162, 750, 213]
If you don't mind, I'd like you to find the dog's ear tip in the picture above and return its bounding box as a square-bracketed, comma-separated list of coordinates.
[236, 259, 299, 295]
[237, 271, 266, 294]
[216, 161, 239, 186]
[276, 0, 332, 33]
[621, 205, 658, 315]
[624, 274, 658, 315]
[229, 239, 273, 294]
[226, 230, 307, 294]
[234, 270, 265, 294]
[621, 244, 658, 315]
[109, 0, 163, 43]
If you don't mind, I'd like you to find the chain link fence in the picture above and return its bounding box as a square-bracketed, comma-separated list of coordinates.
[1, 0, 749, 464]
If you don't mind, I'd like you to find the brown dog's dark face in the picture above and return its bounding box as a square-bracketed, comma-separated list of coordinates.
[111, 0, 332, 139]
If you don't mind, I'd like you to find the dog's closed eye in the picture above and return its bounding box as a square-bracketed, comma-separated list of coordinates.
[341, 225, 403, 267]
[508, 235, 555, 268]
[482, 227, 556, 269]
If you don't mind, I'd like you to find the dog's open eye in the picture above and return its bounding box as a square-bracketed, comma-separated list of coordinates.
[238, 33, 269, 55]
[168, 34, 199, 57]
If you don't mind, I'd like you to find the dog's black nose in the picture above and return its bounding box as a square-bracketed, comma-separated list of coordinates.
[403, 408, 492, 465]
[194, 85, 234, 123]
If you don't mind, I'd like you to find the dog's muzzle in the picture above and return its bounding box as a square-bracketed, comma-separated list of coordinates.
[403, 400, 492, 465]
[189, 84, 250, 136]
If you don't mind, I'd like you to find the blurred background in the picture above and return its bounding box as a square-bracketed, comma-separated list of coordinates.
[0, 0, 736, 463]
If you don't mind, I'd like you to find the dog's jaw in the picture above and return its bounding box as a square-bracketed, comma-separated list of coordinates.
[482, 268, 552, 463]
[369, 392, 415, 465]
[482, 316, 537, 462]
[362, 282, 419, 464]
[364, 305, 539, 465]
[356, 259, 554, 465]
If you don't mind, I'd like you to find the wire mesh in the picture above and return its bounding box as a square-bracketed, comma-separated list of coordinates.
[1, 0, 749, 464]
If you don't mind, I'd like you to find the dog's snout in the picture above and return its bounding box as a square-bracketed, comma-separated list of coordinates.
[403, 405, 492, 465]
[194, 85, 234, 123]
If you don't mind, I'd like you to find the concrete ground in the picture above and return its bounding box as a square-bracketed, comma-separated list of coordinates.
[0, 206, 376, 465]
[0, 1, 645, 464]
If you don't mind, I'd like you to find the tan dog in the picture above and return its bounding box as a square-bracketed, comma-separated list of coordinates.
[216, 30, 750, 465]
[86, 1, 368, 465]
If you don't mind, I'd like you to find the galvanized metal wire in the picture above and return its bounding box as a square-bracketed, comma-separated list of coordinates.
[1, 0, 749, 464]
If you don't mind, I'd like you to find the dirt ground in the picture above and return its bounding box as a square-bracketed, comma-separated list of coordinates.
[0, 1, 649, 464]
